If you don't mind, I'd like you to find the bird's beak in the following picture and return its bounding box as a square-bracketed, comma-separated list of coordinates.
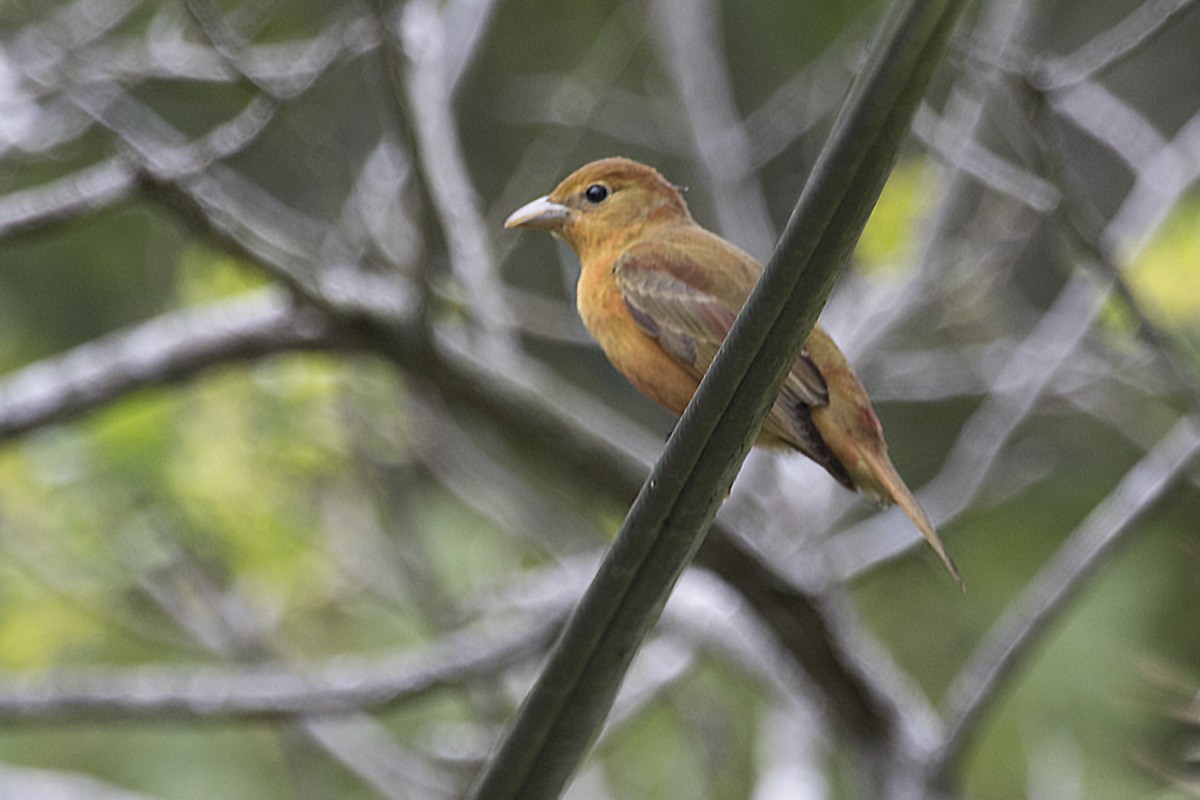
[504, 195, 571, 229]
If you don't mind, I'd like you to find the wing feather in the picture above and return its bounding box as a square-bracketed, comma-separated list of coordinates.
[612, 228, 852, 478]
[613, 230, 828, 409]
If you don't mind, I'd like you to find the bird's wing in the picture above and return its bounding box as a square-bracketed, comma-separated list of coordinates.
[613, 230, 828, 409]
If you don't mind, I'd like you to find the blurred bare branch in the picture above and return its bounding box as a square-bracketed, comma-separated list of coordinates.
[0, 158, 136, 240]
[1104, 107, 1200, 257]
[65, 83, 417, 321]
[0, 764, 167, 800]
[82, 12, 380, 95]
[395, 0, 513, 348]
[123, 531, 488, 798]
[649, 0, 776, 257]
[0, 617, 558, 722]
[1031, 0, 1200, 91]
[489, 7, 649, 247]
[1032, 98, 1200, 399]
[8, 0, 145, 92]
[0, 0, 1196, 795]
[742, 27, 863, 168]
[912, 102, 1059, 213]
[407, 394, 601, 555]
[829, 270, 1109, 579]
[1049, 80, 1168, 171]
[0, 290, 337, 442]
[301, 715, 458, 800]
[934, 414, 1200, 781]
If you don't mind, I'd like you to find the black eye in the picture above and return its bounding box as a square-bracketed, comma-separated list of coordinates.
[584, 184, 609, 204]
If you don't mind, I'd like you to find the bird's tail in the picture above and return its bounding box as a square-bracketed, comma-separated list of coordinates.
[856, 447, 964, 590]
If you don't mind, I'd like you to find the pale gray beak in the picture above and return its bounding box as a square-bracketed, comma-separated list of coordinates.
[504, 195, 571, 229]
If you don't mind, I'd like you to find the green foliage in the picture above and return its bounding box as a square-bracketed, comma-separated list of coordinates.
[593, 658, 760, 800]
[603, 697, 712, 800]
[961, 519, 1193, 800]
[856, 157, 937, 273]
[176, 245, 272, 305]
[0, 206, 181, 369]
[1126, 194, 1200, 335]
[0, 359, 350, 665]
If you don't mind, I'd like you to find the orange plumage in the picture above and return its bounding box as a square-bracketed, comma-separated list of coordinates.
[506, 157, 961, 586]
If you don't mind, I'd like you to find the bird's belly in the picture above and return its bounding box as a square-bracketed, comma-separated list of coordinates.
[578, 279, 699, 416]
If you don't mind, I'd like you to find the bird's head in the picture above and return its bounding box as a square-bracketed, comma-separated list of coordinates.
[505, 157, 693, 258]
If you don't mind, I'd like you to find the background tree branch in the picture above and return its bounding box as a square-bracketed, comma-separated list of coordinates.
[0, 0, 1196, 797]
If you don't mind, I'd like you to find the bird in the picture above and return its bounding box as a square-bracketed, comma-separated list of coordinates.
[505, 157, 961, 587]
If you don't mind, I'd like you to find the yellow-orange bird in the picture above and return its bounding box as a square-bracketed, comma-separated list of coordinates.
[506, 157, 961, 586]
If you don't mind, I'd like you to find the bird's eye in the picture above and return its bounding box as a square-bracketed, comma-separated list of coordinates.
[584, 184, 609, 204]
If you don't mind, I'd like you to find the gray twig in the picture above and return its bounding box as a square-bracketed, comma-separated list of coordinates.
[0, 291, 336, 442]
[0, 617, 558, 722]
[649, 0, 776, 258]
[396, 0, 513, 349]
[1032, 0, 1200, 90]
[933, 415, 1200, 781]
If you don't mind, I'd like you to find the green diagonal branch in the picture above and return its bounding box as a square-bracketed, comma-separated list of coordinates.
[467, 0, 970, 798]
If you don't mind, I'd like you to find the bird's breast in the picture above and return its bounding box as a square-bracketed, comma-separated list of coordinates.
[576, 258, 700, 416]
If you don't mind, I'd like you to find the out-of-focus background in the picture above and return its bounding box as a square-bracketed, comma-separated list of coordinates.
[0, 0, 1197, 797]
